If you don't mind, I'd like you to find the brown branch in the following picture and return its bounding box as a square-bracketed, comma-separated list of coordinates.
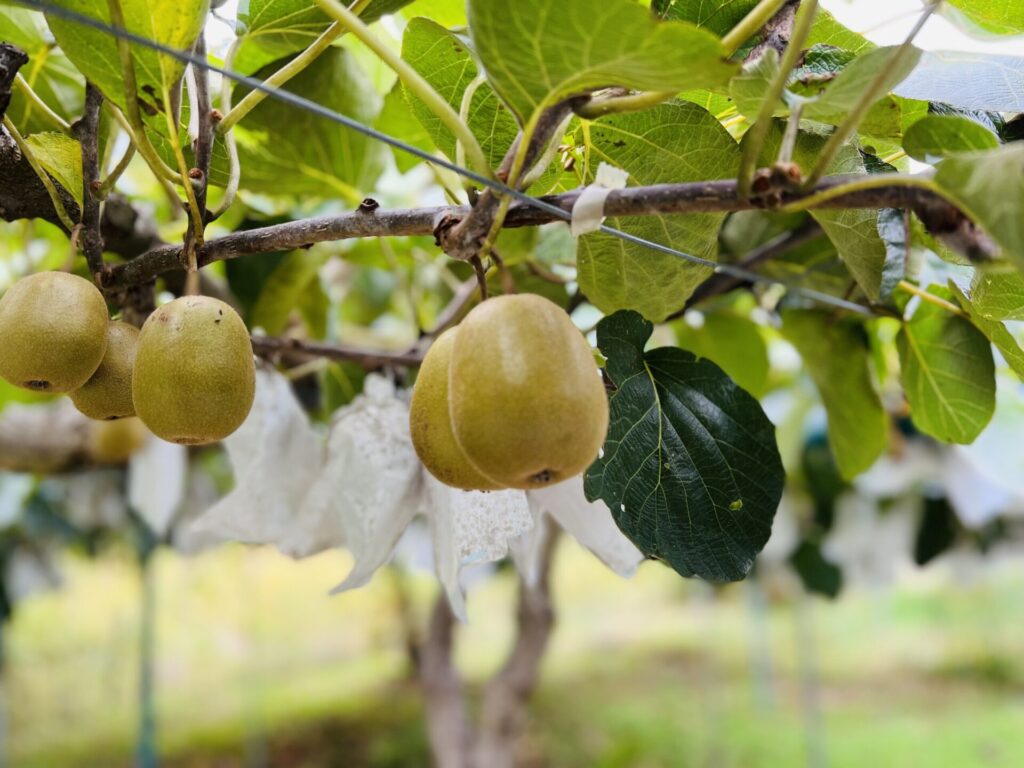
[746, 0, 800, 62]
[250, 335, 425, 368]
[72, 83, 106, 280]
[0, 43, 29, 121]
[189, 32, 213, 223]
[101, 175, 987, 293]
[471, 520, 560, 768]
[420, 595, 471, 768]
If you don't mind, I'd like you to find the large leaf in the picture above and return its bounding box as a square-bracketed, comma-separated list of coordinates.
[400, 17, 518, 170]
[233, 0, 413, 75]
[234, 48, 387, 199]
[780, 310, 888, 479]
[674, 311, 769, 397]
[577, 101, 740, 321]
[45, 0, 208, 115]
[756, 122, 889, 302]
[934, 143, 1024, 265]
[969, 270, 1024, 321]
[894, 52, 1024, 113]
[897, 286, 995, 444]
[941, 0, 1024, 36]
[24, 132, 83, 208]
[733, 45, 923, 139]
[0, 7, 84, 134]
[584, 310, 783, 582]
[652, 0, 758, 36]
[902, 114, 999, 162]
[467, 0, 736, 125]
[949, 281, 1024, 380]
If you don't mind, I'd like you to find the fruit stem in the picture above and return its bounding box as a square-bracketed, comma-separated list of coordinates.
[896, 280, 966, 318]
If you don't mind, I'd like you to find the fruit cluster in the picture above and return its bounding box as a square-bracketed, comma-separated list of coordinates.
[0, 272, 255, 447]
[410, 294, 609, 490]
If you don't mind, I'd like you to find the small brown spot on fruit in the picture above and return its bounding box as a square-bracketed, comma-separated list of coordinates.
[26, 380, 50, 391]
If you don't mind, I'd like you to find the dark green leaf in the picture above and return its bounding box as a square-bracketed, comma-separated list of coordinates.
[584, 310, 784, 582]
[467, 0, 737, 125]
[577, 101, 740, 321]
[789, 539, 842, 598]
[780, 310, 888, 479]
[914, 496, 958, 566]
[652, 0, 758, 36]
[897, 285, 995, 444]
[234, 49, 387, 200]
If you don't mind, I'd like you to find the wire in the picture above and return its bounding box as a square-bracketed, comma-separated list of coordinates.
[19, 0, 875, 317]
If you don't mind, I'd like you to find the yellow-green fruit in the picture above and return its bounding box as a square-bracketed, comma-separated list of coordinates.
[449, 294, 609, 490]
[0, 271, 108, 392]
[132, 296, 255, 445]
[87, 417, 148, 463]
[70, 321, 140, 420]
[410, 328, 502, 491]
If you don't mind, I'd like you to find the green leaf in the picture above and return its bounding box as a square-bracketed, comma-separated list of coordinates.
[941, 0, 1024, 36]
[914, 496, 958, 567]
[733, 45, 923, 139]
[674, 311, 769, 397]
[897, 286, 995, 444]
[251, 249, 330, 335]
[652, 0, 758, 36]
[45, 0, 208, 115]
[789, 539, 842, 598]
[780, 310, 888, 480]
[24, 132, 83, 208]
[467, 0, 737, 125]
[376, 84, 435, 173]
[902, 114, 1000, 162]
[755, 121, 888, 301]
[577, 101, 740, 322]
[233, 0, 413, 75]
[584, 310, 784, 582]
[0, 7, 84, 134]
[400, 17, 518, 170]
[948, 281, 1024, 380]
[969, 269, 1024, 321]
[934, 143, 1024, 265]
[895, 52, 1024, 113]
[234, 48, 387, 200]
[805, 10, 874, 52]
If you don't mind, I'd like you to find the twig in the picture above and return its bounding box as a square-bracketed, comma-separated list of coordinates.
[419, 595, 470, 768]
[470, 255, 489, 301]
[72, 83, 106, 279]
[102, 174, 983, 291]
[896, 280, 966, 317]
[250, 335, 425, 368]
[802, 1, 939, 188]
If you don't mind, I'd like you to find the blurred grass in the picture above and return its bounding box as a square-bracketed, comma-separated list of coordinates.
[5, 539, 1024, 767]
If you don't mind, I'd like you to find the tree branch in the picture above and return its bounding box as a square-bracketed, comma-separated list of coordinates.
[0, 43, 29, 121]
[472, 520, 560, 768]
[250, 335, 424, 368]
[420, 595, 471, 768]
[101, 175, 988, 292]
[72, 83, 106, 280]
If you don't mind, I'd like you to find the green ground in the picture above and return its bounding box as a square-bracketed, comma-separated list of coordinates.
[5, 540, 1024, 767]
